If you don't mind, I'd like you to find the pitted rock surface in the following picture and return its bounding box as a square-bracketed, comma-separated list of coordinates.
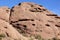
[10, 2, 60, 39]
[0, 2, 60, 40]
[0, 19, 28, 40]
[0, 6, 10, 22]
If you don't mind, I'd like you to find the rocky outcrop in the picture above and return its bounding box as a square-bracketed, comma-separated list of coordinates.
[0, 6, 28, 40]
[0, 6, 10, 22]
[0, 19, 28, 40]
[0, 2, 60, 40]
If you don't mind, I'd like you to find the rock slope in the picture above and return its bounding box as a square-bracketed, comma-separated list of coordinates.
[0, 2, 60, 40]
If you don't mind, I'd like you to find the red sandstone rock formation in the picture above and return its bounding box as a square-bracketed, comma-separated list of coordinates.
[0, 2, 60, 40]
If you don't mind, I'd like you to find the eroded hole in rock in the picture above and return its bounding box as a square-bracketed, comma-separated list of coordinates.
[19, 19, 34, 21]
[30, 8, 36, 12]
[46, 14, 58, 16]
[34, 8, 41, 11]
[45, 24, 50, 27]
[29, 7, 42, 12]
[31, 19, 34, 21]
[42, 9, 47, 11]
[16, 24, 20, 26]
[38, 8, 41, 10]
[4, 27, 7, 29]
[6, 32, 9, 37]
[6, 10, 9, 13]
[19, 19, 28, 21]
[23, 25, 27, 28]
[55, 25, 60, 27]
[55, 16, 60, 19]
[18, 3, 21, 5]
[32, 24, 35, 26]
[31, 5, 34, 7]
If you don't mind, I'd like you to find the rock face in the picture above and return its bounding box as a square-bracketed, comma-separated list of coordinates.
[0, 6, 28, 40]
[0, 19, 28, 40]
[0, 7, 10, 22]
[0, 2, 60, 40]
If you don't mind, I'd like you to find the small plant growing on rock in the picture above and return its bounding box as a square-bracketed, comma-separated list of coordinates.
[52, 38, 60, 40]
[0, 38, 2, 40]
[29, 37, 34, 40]
[29, 36, 35, 40]
[0, 34, 5, 37]
[34, 35, 44, 40]
[0, 34, 5, 40]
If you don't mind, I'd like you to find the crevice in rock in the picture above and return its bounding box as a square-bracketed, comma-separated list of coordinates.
[46, 14, 58, 16]
[9, 7, 14, 24]
[18, 19, 34, 21]
[29, 7, 42, 12]
[42, 9, 47, 11]
[55, 16, 60, 19]
[37, 8, 41, 10]
[45, 24, 50, 27]
[55, 24, 60, 27]
[23, 25, 27, 28]
[6, 32, 9, 37]
[10, 19, 34, 24]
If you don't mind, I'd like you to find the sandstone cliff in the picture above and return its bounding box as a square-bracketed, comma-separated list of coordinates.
[0, 2, 60, 40]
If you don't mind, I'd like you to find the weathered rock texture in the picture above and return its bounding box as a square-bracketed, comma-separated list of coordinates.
[0, 2, 60, 40]
[0, 7, 10, 22]
[0, 6, 28, 40]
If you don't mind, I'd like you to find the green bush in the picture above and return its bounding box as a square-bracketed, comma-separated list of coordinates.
[48, 38, 60, 40]
[29, 38, 34, 40]
[0, 34, 5, 40]
[0, 34, 5, 37]
[34, 35, 44, 40]
[0, 37, 2, 40]
[52, 38, 60, 40]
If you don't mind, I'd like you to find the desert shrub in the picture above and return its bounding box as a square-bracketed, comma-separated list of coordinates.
[0, 37, 2, 40]
[34, 35, 44, 40]
[0, 34, 5, 40]
[29, 36, 35, 40]
[52, 38, 60, 40]
[29, 37, 34, 40]
[0, 34, 5, 38]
